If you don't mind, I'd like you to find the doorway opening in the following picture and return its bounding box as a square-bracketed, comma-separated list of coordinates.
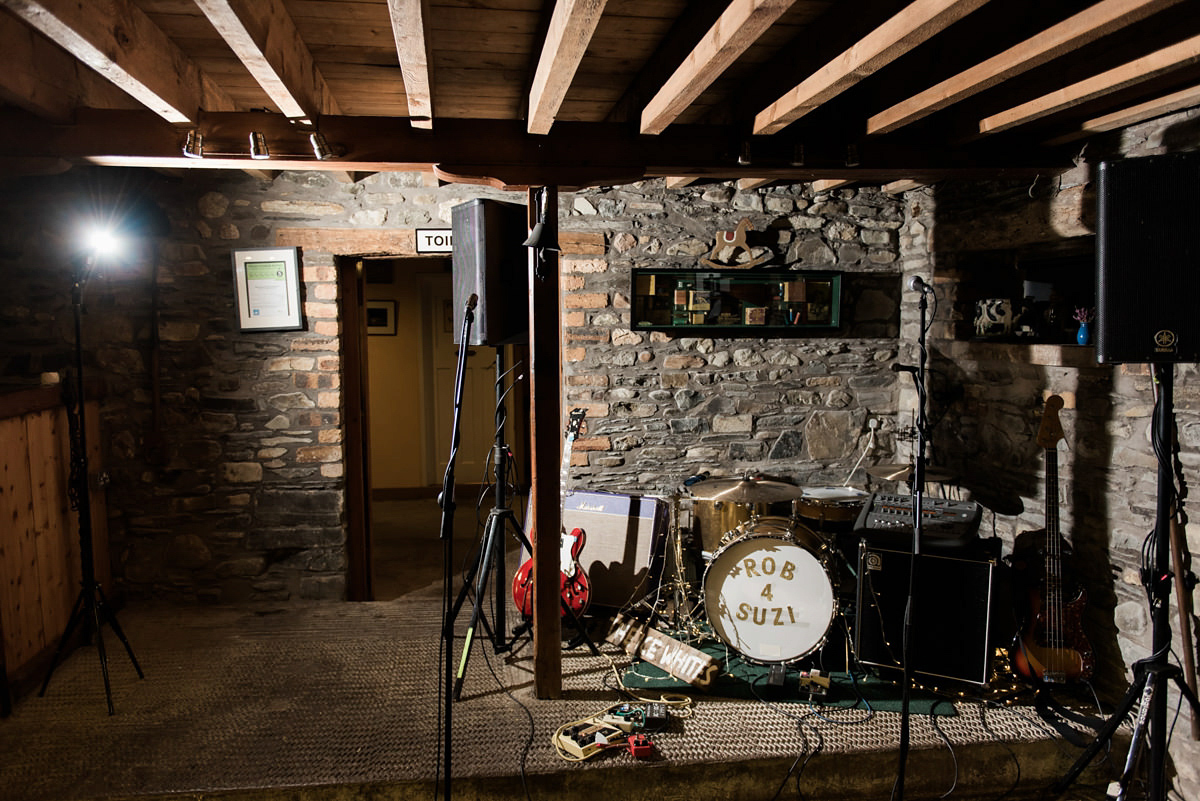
[339, 255, 529, 602]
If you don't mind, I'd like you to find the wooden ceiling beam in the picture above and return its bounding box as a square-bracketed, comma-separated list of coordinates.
[387, 0, 433, 129]
[527, 0, 609, 135]
[0, 10, 80, 121]
[867, 0, 1185, 136]
[640, 0, 798, 135]
[664, 176, 698, 188]
[194, 0, 340, 123]
[753, 0, 991, 135]
[0, 0, 234, 124]
[1066, 83, 1200, 139]
[978, 32, 1200, 135]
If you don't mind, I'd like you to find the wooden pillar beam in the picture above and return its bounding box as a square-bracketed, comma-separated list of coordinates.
[528, 186, 562, 697]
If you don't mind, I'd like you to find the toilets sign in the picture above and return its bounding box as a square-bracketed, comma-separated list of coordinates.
[416, 229, 453, 253]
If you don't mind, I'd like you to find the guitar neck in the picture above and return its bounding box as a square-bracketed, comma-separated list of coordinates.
[1044, 444, 1064, 606]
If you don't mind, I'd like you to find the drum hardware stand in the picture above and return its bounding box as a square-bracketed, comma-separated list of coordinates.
[39, 251, 143, 716]
[1055, 364, 1200, 800]
[891, 274, 935, 800]
[450, 348, 530, 701]
[438, 293, 476, 801]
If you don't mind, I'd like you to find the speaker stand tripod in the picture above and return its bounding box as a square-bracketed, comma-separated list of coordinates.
[1055, 364, 1200, 800]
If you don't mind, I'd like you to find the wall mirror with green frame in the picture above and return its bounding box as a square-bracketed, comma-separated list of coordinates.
[632, 268, 842, 335]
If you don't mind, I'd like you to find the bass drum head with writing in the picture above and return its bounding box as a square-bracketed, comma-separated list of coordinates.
[703, 534, 835, 664]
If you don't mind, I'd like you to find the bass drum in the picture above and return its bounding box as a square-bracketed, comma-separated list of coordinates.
[703, 525, 836, 664]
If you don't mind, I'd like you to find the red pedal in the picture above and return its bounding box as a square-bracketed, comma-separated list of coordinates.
[627, 734, 653, 758]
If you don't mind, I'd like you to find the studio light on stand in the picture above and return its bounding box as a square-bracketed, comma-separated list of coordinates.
[39, 225, 144, 715]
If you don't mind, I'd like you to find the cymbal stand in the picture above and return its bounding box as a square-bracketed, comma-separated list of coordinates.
[1055, 364, 1200, 800]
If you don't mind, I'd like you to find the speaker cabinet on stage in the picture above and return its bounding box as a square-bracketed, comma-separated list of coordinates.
[524, 491, 668, 610]
[854, 542, 999, 686]
[451, 198, 529, 346]
[1097, 151, 1200, 364]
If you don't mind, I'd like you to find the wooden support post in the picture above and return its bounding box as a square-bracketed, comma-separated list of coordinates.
[527, 186, 562, 698]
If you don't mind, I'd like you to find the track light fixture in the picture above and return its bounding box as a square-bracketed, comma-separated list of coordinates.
[522, 187, 559, 252]
[309, 131, 335, 160]
[249, 131, 269, 160]
[790, 143, 805, 167]
[738, 141, 752, 166]
[845, 144, 860, 168]
[183, 129, 204, 159]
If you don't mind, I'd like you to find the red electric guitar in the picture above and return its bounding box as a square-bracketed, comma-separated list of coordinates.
[512, 409, 590, 618]
[1011, 395, 1096, 684]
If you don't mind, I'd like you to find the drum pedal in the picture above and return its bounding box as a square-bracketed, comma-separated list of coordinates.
[797, 669, 831, 699]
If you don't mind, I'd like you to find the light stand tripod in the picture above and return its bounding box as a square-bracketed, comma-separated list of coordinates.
[1055, 363, 1200, 800]
[39, 253, 143, 715]
[892, 274, 934, 800]
[450, 348, 531, 700]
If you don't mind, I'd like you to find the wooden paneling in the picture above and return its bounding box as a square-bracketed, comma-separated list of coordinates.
[0, 397, 106, 687]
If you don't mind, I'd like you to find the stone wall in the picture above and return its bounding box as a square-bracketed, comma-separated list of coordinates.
[913, 107, 1200, 797]
[558, 181, 905, 497]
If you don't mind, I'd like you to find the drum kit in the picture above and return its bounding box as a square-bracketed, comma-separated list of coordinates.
[663, 468, 949, 668]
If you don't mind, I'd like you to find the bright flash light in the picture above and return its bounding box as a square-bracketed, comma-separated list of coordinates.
[84, 227, 123, 260]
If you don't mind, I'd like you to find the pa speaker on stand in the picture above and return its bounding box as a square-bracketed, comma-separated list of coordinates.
[1096, 150, 1200, 365]
[451, 198, 529, 347]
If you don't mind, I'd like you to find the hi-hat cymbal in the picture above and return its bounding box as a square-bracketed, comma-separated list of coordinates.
[687, 477, 804, 503]
[865, 463, 955, 483]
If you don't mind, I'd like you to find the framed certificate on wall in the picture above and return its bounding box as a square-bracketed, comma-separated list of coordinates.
[231, 247, 304, 331]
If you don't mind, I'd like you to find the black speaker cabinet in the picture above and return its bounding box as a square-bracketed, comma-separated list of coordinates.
[451, 198, 529, 346]
[1097, 151, 1200, 364]
[854, 542, 998, 686]
[523, 491, 668, 609]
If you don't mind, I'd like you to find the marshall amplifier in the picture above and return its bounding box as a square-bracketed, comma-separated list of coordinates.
[524, 491, 669, 609]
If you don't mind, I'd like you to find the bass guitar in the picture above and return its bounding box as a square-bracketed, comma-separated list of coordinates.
[512, 408, 590, 618]
[1012, 395, 1095, 684]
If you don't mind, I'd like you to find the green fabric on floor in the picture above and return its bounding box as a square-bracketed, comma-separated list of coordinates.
[622, 644, 957, 716]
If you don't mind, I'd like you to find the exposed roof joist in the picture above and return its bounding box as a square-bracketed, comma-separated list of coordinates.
[640, 0, 798, 135]
[753, 0, 991, 136]
[527, 0, 609, 135]
[0, 0, 234, 124]
[388, 0, 433, 129]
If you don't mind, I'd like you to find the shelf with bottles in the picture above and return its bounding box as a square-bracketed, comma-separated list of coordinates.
[631, 268, 842, 335]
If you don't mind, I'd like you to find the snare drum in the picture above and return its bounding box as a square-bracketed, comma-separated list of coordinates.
[793, 486, 869, 531]
[703, 524, 836, 664]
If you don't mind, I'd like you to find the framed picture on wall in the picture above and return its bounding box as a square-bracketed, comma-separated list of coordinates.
[367, 300, 397, 335]
[231, 247, 303, 331]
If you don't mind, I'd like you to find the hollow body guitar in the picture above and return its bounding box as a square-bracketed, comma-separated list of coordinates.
[1012, 395, 1096, 684]
[512, 409, 590, 618]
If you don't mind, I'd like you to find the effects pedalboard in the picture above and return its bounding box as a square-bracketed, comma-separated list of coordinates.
[554, 702, 668, 760]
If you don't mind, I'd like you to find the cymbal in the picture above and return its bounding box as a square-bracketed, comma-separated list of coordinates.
[865, 463, 955, 483]
[688, 477, 804, 503]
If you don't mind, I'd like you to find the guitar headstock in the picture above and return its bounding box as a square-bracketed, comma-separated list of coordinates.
[566, 407, 587, 440]
[1037, 395, 1065, 450]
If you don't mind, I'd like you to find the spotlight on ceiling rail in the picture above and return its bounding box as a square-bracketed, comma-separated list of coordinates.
[249, 131, 270, 160]
[309, 131, 336, 160]
[183, 129, 204, 159]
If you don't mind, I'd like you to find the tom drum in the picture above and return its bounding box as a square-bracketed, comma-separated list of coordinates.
[793, 486, 869, 531]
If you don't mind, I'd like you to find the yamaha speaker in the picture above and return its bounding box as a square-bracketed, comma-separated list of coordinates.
[1097, 151, 1200, 364]
[451, 198, 529, 346]
[854, 541, 1004, 686]
[524, 491, 668, 609]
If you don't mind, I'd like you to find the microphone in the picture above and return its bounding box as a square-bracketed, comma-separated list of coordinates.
[683, 471, 710, 486]
[467, 293, 478, 309]
[891, 363, 918, 374]
[906, 275, 934, 294]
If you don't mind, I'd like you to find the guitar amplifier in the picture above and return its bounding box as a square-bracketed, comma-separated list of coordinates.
[524, 491, 669, 609]
[853, 540, 1004, 686]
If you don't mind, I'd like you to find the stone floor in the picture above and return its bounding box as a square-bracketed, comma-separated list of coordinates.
[0, 496, 1137, 801]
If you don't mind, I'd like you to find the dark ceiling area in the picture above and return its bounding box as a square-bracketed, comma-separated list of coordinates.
[0, 0, 1197, 188]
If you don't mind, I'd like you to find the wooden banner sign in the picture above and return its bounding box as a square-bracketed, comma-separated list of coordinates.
[606, 613, 718, 688]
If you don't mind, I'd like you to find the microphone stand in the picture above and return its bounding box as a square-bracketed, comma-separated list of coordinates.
[893, 281, 930, 800]
[438, 293, 477, 801]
